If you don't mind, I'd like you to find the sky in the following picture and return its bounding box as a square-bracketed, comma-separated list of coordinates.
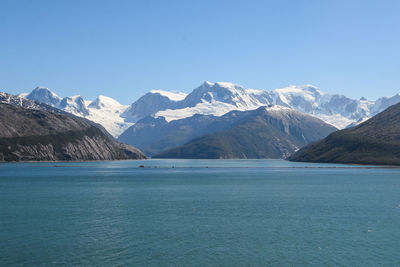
[1, 0, 400, 104]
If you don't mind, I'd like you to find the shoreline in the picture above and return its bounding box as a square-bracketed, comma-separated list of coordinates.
[1, 158, 400, 169]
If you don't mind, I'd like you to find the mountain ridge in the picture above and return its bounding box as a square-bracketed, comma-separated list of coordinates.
[119, 105, 337, 157]
[153, 106, 337, 159]
[19, 82, 400, 138]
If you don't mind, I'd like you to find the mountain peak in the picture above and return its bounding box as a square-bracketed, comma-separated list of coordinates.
[203, 81, 214, 86]
[97, 95, 121, 103]
[31, 86, 60, 97]
[26, 86, 61, 106]
[33, 86, 49, 90]
[201, 81, 245, 91]
[88, 95, 125, 109]
[59, 95, 89, 116]
[67, 94, 83, 99]
[31, 86, 50, 92]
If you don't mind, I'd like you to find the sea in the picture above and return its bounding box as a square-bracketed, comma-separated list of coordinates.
[1, 159, 399, 266]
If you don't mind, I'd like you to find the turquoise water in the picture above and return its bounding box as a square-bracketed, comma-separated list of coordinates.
[1, 159, 400, 266]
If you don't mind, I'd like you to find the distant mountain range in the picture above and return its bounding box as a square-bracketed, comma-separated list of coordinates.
[20, 82, 400, 139]
[153, 106, 337, 159]
[21, 87, 132, 137]
[289, 102, 400, 165]
[11, 81, 400, 161]
[123, 81, 400, 130]
[0, 93, 145, 161]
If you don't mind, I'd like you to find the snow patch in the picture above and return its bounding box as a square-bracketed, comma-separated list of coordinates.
[18, 93, 29, 98]
[156, 100, 257, 122]
[83, 95, 132, 137]
[149, 90, 187, 101]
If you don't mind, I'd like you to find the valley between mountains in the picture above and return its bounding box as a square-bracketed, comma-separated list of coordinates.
[3, 80, 400, 164]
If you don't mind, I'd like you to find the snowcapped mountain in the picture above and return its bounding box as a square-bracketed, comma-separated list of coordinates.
[58, 95, 89, 116]
[153, 81, 272, 122]
[18, 81, 400, 138]
[180, 81, 271, 108]
[85, 95, 132, 137]
[121, 90, 187, 122]
[21, 87, 190, 137]
[1, 91, 59, 111]
[269, 85, 373, 128]
[24, 88, 131, 137]
[136, 81, 399, 129]
[26, 87, 62, 107]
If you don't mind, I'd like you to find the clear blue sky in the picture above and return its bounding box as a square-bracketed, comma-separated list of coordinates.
[1, 0, 399, 104]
